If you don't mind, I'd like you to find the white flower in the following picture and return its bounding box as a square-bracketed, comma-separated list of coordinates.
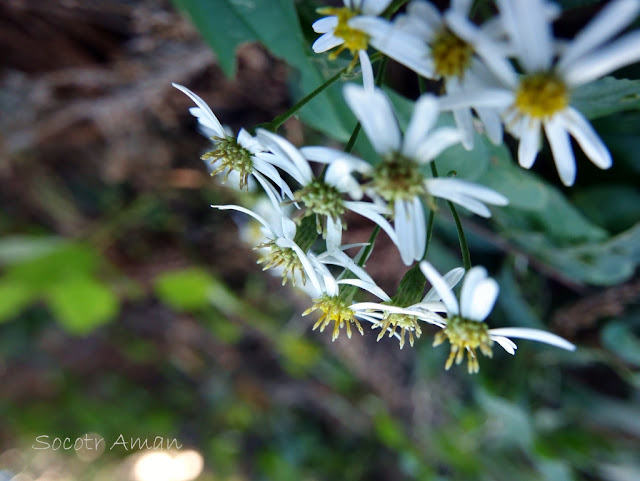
[256, 128, 400, 252]
[420, 261, 576, 373]
[343, 83, 508, 265]
[172, 83, 294, 199]
[346, 267, 464, 348]
[439, 0, 640, 185]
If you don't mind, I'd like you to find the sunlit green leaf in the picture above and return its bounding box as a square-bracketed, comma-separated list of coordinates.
[0, 280, 36, 323]
[46, 278, 119, 335]
[154, 267, 216, 311]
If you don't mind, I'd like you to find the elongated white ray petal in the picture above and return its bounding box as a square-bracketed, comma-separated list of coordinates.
[415, 127, 464, 162]
[403, 94, 439, 158]
[559, 0, 640, 69]
[337, 279, 391, 302]
[497, 0, 553, 72]
[313, 16, 338, 34]
[475, 106, 503, 145]
[252, 157, 295, 201]
[173, 83, 225, 137]
[343, 84, 401, 156]
[489, 328, 576, 351]
[277, 238, 322, 294]
[563, 31, 640, 86]
[395, 199, 416, 265]
[491, 335, 517, 355]
[252, 171, 283, 212]
[256, 129, 314, 184]
[344, 201, 399, 246]
[362, 0, 394, 16]
[545, 116, 576, 186]
[445, 11, 518, 87]
[423, 267, 465, 302]
[323, 248, 375, 285]
[359, 49, 375, 92]
[459, 266, 488, 319]
[412, 196, 426, 263]
[313, 33, 344, 53]
[438, 88, 513, 111]
[419, 261, 460, 315]
[560, 107, 612, 170]
[453, 108, 474, 151]
[466, 277, 499, 322]
[213, 204, 277, 238]
[325, 215, 343, 252]
[517, 120, 541, 169]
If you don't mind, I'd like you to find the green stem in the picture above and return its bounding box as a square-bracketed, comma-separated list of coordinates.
[344, 123, 361, 153]
[260, 67, 348, 132]
[423, 209, 435, 259]
[430, 162, 471, 270]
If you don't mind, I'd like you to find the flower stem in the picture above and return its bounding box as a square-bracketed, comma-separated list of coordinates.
[430, 162, 471, 270]
[260, 67, 349, 132]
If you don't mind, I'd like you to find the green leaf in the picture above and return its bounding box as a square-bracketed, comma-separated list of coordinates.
[0, 236, 63, 265]
[601, 319, 640, 366]
[0, 280, 36, 323]
[572, 185, 640, 232]
[46, 278, 119, 335]
[5, 242, 100, 290]
[571, 77, 640, 119]
[172, 0, 353, 140]
[154, 267, 216, 311]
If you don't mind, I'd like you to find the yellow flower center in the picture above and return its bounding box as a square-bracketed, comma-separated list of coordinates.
[255, 242, 306, 287]
[431, 28, 474, 79]
[434, 316, 494, 374]
[304, 294, 363, 341]
[514, 72, 569, 119]
[372, 154, 426, 203]
[202, 136, 253, 190]
[318, 6, 370, 59]
[293, 180, 345, 236]
[374, 312, 422, 349]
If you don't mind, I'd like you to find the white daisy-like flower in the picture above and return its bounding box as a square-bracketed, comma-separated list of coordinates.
[350, 0, 512, 149]
[255, 128, 400, 252]
[343, 83, 509, 265]
[439, 0, 640, 185]
[172, 83, 294, 199]
[420, 261, 576, 373]
[345, 267, 464, 348]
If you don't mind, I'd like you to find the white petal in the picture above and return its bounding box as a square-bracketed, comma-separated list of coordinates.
[251, 171, 284, 211]
[337, 280, 391, 302]
[414, 127, 463, 163]
[423, 267, 465, 302]
[465, 277, 499, 322]
[488, 327, 576, 351]
[343, 84, 401, 155]
[517, 120, 541, 169]
[562, 31, 640, 86]
[452, 107, 474, 150]
[492, 335, 518, 355]
[438, 88, 514, 111]
[362, 0, 393, 16]
[313, 16, 338, 34]
[312, 33, 344, 53]
[344, 201, 399, 246]
[411, 196, 427, 262]
[560, 107, 612, 170]
[252, 157, 295, 201]
[394, 199, 416, 265]
[277, 238, 322, 294]
[497, 0, 553, 72]
[544, 116, 576, 186]
[475, 107, 503, 145]
[402, 94, 439, 158]
[256, 129, 314, 184]
[426, 178, 509, 206]
[459, 266, 488, 319]
[173, 83, 225, 137]
[559, 0, 640, 69]
[212, 204, 274, 237]
[419, 261, 460, 315]
[325, 216, 343, 252]
[359, 49, 375, 92]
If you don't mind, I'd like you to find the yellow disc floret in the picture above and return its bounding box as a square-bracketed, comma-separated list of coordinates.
[293, 180, 346, 236]
[373, 312, 422, 349]
[433, 316, 494, 374]
[256, 241, 306, 287]
[372, 154, 426, 203]
[202, 136, 253, 190]
[304, 294, 363, 341]
[318, 6, 370, 59]
[515, 72, 569, 119]
[431, 28, 474, 79]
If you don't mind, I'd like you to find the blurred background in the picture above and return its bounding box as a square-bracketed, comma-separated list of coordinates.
[1, 1, 639, 480]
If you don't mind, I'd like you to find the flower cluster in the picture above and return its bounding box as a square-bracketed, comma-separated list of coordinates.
[172, 0, 640, 373]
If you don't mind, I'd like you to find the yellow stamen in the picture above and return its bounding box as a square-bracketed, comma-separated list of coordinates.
[515, 72, 569, 119]
[373, 312, 422, 349]
[431, 28, 474, 79]
[434, 316, 494, 374]
[304, 295, 363, 341]
[318, 6, 370, 59]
